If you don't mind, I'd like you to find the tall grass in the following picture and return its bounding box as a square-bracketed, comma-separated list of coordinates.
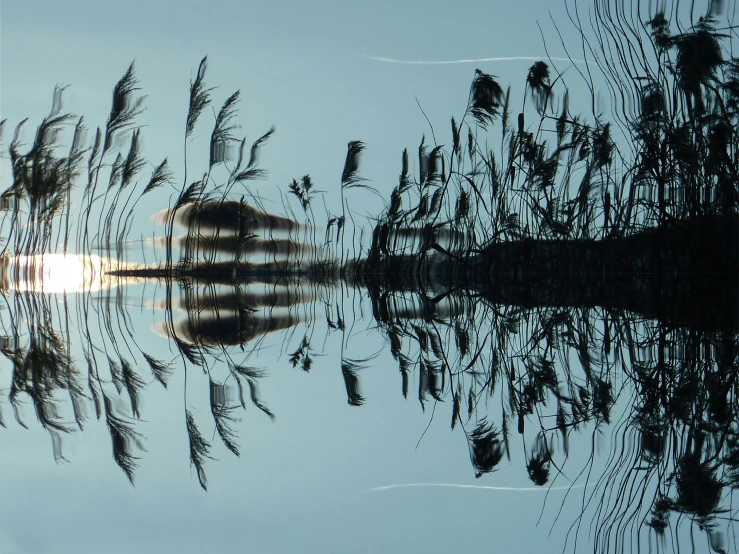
[357, 1, 737, 279]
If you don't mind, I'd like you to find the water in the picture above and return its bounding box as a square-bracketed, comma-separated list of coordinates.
[0, 254, 735, 553]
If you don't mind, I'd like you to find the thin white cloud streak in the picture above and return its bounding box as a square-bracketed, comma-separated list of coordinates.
[361, 54, 585, 65]
[364, 482, 588, 493]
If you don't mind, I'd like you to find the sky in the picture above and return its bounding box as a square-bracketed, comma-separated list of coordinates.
[1, 0, 601, 239]
[0, 1, 665, 553]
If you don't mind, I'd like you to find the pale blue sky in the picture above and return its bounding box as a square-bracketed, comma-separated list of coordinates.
[1, 0, 594, 232]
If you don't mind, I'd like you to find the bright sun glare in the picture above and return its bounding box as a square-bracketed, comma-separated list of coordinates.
[1, 254, 129, 293]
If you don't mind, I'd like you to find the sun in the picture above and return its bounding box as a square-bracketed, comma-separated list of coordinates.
[1, 254, 131, 293]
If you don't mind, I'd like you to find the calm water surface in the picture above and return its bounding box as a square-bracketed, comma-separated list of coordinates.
[0, 255, 734, 553]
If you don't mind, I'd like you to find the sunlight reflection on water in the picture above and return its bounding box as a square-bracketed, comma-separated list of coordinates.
[0, 254, 142, 293]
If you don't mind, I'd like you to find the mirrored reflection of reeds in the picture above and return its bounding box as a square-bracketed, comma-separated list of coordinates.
[152, 282, 311, 346]
[362, 285, 739, 552]
[1, 267, 737, 551]
[0, 278, 297, 487]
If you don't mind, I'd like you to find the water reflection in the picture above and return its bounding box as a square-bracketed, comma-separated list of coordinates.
[155, 302, 302, 346]
[1, 260, 736, 551]
[0, 253, 140, 293]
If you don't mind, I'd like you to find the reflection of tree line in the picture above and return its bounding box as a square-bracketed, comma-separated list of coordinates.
[366, 287, 739, 551]
[1, 277, 737, 550]
[0, 277, 299, 486]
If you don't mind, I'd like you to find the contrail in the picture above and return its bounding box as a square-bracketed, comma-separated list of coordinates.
[364, 482, 588, 493]
[361, 54, 585, 65]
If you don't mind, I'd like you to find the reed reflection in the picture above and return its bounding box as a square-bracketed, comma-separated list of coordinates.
[153, 282, 307, 346]
[2, 271, 737, 552]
